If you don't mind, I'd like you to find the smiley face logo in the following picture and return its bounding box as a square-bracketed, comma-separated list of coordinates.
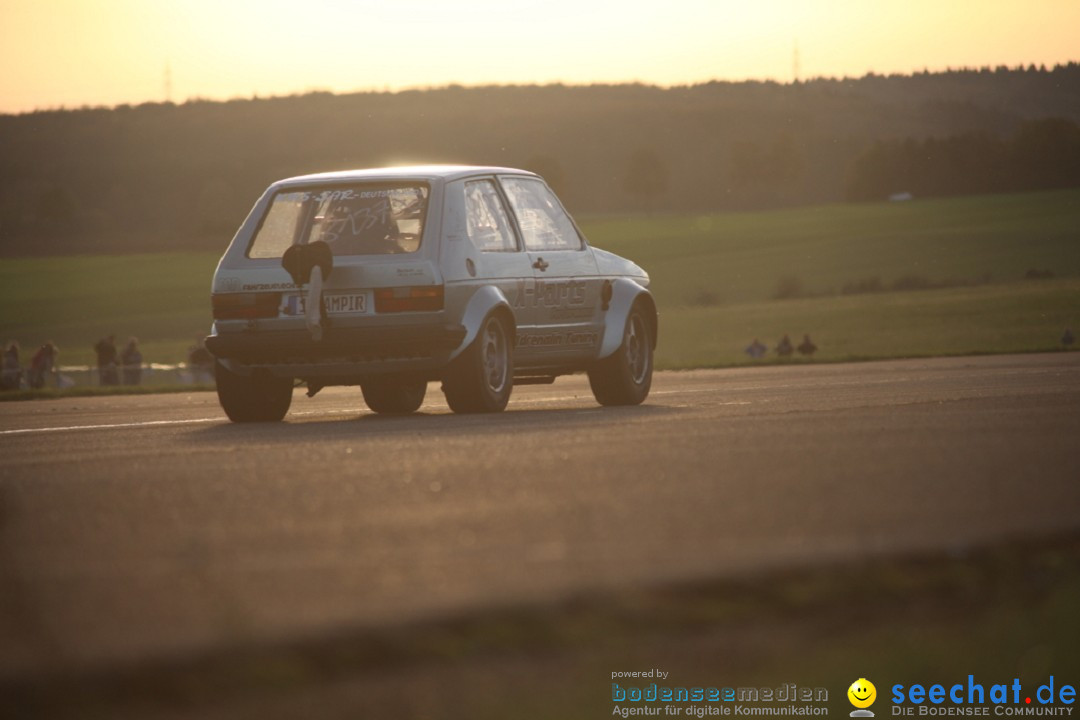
[848, 678, 877, 709]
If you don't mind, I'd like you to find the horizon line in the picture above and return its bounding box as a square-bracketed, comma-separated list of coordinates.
[4, 60, 1078, 118]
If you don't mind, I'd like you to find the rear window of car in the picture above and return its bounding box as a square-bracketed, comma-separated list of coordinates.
[247, 184, 429, 258]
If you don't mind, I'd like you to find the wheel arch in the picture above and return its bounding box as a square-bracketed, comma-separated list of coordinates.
[598, 279, 658, 360]
[452, 284, 518, 360]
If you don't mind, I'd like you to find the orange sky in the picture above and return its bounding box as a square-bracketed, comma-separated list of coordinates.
[1, 0, 1077, 114]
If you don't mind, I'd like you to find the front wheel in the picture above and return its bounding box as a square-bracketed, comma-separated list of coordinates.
[362, 376, 427, 415]
[442, 313, 513, 413]
[588, 304, 653, 406]
[215, 360, 293, 422]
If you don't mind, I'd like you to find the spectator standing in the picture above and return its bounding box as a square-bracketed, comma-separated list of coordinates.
[120, 337, 143, 385]
[797, 334, 818, 357]
[2, 341, 22, 390]
[28, 342, 59, 389]
[94, 335, 119, 386]
[744, 338, 767, 360]
[776, 334, 794, 357]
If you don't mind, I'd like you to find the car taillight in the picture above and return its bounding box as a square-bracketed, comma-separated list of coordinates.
[212, 292, 282, 319]
[374, 286, 444, 313]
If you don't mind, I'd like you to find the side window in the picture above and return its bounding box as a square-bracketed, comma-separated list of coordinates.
[500, 177, 583, 252]
[464, 180, 517, 252]
[249, 192, 305, 259]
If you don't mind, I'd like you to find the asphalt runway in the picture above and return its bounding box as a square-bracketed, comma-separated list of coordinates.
[2, 353, 1079, 678]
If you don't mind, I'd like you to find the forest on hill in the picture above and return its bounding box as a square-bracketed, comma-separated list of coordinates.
[1, 63, 1079, 256]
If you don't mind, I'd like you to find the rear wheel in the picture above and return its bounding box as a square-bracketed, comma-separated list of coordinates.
[215, 360, 293, 422]
[362, 376, 427, 415]
[588, 303, 653, 406]
[442, 313, 513, 413]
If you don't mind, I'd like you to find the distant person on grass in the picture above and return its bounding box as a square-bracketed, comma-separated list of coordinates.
[2, 341, 22, 390]
[120, 337, 143, 385]
[797, 334, 818, 357]
[745, 338, 767, 360]
[1063, 328, 1076, 350]
[28, 342, 59, 389]
[776, 334, 794, 358]
[94, 335, 119, 386]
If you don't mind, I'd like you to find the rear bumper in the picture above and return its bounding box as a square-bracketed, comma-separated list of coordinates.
[205, 323, 466, 368]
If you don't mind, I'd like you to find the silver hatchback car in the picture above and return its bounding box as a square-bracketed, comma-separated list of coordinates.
[205, 165, 657, 421]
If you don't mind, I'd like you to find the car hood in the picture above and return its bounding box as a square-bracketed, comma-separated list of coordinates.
[592, 247, 649, 283]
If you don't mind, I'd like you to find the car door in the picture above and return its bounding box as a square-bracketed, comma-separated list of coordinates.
[461, 178, 538, 348]
[498, 176, 603, 365]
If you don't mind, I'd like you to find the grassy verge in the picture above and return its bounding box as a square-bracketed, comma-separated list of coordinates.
[0, 252, 218, 368]
[0, 384, 215, 402]
[9, 532, 1079, 719]
[656, 278, 1080, 368]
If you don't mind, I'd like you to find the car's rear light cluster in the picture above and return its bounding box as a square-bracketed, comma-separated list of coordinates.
[374, 286, 444, 313]
[212, 292, 282, 319]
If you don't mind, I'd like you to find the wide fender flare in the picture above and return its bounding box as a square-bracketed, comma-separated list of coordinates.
[452, 284, 516, 361]
[598, 279, 658, 359]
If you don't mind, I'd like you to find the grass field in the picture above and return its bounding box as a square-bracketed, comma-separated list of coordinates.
[0, 253, 218, 369]
[1, 189, 1078, 370]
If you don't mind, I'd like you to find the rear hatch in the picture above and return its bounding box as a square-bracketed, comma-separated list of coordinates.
[213, 181, 444, 329]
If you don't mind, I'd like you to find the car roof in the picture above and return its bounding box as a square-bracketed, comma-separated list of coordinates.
[276, 165, 539, 186]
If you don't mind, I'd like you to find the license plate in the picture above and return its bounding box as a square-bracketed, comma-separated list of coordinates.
[284, 292, 369, 316]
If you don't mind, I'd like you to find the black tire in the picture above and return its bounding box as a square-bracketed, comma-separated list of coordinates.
[588, 303, 653, 406]
[361, 376, 427, 415]
[442, 312, 513, 413]
[215, 360, 293, 422]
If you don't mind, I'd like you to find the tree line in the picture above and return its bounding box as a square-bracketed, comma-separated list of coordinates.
[847, 117, 1080, 200]
[1, 63, 1078, 256]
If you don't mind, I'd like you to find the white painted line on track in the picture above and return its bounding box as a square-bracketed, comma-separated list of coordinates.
[0, 408, 368, 436]
[0, 417, 224, 436]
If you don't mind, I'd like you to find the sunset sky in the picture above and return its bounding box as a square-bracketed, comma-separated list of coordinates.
[1, 0, 1077, 115]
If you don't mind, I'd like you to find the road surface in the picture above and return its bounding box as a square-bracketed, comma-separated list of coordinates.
[2, 353, 1079, 678]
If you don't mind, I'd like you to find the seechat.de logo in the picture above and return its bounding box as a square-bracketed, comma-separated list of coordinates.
[891, 676, 1077, 715]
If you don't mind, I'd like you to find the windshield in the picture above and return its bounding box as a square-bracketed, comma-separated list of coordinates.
[248, 184, 429, 258]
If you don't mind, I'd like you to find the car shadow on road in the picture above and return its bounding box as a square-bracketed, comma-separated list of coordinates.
[182, 402, 687, 445]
